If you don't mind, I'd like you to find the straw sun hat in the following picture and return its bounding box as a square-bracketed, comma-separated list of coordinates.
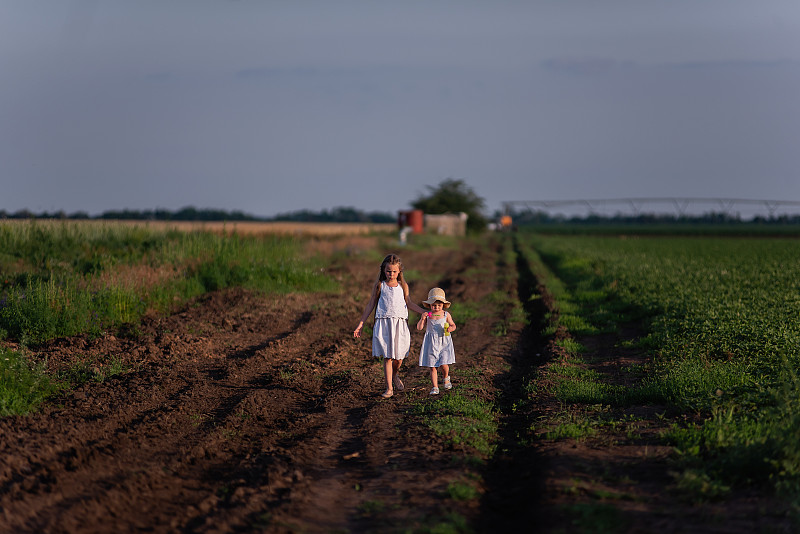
[422, 287, 451, 309]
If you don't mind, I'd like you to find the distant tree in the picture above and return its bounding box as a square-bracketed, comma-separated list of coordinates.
[12, 210, 34, 219]
[411, 179, 488, 233]
[96, 206, 258, 221]
[272, 206, 393, 223]
[99, 209, 151, 220]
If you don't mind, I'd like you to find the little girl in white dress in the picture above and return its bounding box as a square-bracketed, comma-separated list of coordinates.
[416, 287, 457, 395]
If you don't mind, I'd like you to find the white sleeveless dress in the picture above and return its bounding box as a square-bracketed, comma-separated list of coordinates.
[372, 282, 410, 360]
[419, 311, 456, 367]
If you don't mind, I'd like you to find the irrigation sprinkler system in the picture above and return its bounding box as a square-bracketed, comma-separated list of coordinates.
[502, 197, 800, 218]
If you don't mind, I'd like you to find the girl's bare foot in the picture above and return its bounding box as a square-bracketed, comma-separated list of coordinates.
[381, 390, 393, 398]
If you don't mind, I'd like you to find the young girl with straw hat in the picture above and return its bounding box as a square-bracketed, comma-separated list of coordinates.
[416, 287, 457, 395]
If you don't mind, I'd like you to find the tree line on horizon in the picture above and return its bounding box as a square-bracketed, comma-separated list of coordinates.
[5, 206, 800, 226]
[0, 206, 395, 224]
[5, 177, 798, 227]
[0, 179, 484, 228]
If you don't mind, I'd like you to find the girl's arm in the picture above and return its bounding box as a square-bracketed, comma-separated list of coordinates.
[416, 312, 428, 331]
[403, 284, 428, 316]
[408, 300, 428, 316]
[446, 312, 457, 332]
[354, 282, 380, 338]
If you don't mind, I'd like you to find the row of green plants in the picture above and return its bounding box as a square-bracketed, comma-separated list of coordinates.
[0, 220, 338, 416]
[516, 232, 800, 502]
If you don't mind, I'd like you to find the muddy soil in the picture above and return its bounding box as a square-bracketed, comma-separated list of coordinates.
[0, 235, 794, 533]
[0, 236, 531, 533]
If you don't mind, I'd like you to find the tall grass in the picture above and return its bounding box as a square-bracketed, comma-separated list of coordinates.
[0, 276, 145, 344]
[0, 219, 169, 274]
[0, 221, 337, 345]
[0, 221, 339, 415]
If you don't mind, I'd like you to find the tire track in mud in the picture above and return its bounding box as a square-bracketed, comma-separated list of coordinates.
[475, 233, 551, 531]
[0, 291, 346, 533]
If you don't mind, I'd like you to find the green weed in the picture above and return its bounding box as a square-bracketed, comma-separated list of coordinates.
[546, 420, 597, 441]
[446, 481, 480, 501]
[447, 301, 482, 322]
[0, 347, 63, 416]
[412, 392, 497, 457]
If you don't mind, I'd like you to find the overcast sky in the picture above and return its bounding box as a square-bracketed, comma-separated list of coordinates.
[2, 1, 800, 218]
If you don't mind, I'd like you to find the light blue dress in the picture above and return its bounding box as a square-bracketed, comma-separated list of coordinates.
[419, 312, 456, 368]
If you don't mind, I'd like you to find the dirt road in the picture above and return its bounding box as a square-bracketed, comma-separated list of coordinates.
[1, 236, 548, 533]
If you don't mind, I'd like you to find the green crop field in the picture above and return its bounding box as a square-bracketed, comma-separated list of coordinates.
[516, 231, 800, 500]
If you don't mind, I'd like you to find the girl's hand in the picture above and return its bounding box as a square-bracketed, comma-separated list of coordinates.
[354, 322, 363, 338]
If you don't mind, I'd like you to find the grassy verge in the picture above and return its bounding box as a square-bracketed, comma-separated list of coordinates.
[0, 221, 337, 345]
[0, 220, 341, 415]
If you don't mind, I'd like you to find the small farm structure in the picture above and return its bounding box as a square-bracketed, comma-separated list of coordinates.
[397, 210, 467, 242]
[397, 210, 424, 234]
[398, 210, 468, 237]
[424, 212, 468, 236]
